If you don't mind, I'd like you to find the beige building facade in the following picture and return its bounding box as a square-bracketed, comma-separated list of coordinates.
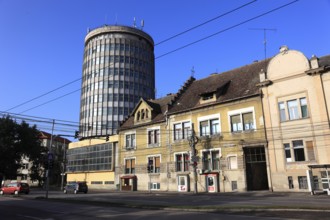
[66, 136, 118, 190]
[118, 60, 270, 193]
[259, 46, 330, 192]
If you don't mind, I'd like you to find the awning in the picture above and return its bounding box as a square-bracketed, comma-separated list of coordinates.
[308, 164, 330, 169]
[120, 175, 137, 179]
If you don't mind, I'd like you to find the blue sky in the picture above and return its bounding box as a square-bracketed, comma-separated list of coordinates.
[1, 0, 329, 131]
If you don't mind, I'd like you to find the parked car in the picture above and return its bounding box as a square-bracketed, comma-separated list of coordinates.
[0, 182, 30, 195]
[63, 182, 88, 194]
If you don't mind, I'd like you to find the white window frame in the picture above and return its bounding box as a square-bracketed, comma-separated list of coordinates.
[200, 148, 221, 171]
[125, 131, 136, 150]
[174, 152, 190, 172]
[227, 154, 238, 170]
[278, 96, 309, 122]
[197, 114, 221, 137]
[147, 126, 160, 147]
[228, 107, 256, 132]
[172, 120, 191, 141]
[124, 157, 136, 174]
[147, 154, 161, 173]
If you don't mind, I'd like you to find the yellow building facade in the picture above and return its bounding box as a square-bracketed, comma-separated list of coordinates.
[66, 136, 118, 190]
[118, 60, 269, 193]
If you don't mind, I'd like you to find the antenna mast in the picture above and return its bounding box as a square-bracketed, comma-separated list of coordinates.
[250, 28, 276, 61]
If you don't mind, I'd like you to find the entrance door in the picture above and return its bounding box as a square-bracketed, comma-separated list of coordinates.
[206, 174, 218, 192]
[178, 175, 189, 192]
[244, 146, 269, 191]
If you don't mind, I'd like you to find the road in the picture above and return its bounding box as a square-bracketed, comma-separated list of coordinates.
[0, 189, 329, 219]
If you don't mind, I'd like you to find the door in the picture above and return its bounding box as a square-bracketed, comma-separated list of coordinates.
[244, 146, 269, 191]
[178, 175, 189, 192]
[206, 174, 218, 192]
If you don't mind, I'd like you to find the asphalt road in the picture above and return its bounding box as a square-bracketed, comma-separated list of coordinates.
[0, 189, 329, 220]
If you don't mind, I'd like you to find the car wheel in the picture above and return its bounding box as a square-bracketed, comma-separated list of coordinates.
[0, 190, 3, 195]
[63, 189, 67, 194]
[84, 191, 87, 194]
[74, 190, 77, 194]
[14, 190, 18, 195]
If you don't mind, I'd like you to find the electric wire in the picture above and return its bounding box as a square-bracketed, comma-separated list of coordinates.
[155, 0, 257, 46]
[4, 1, 262, 114]
[5, 1, 299, 125]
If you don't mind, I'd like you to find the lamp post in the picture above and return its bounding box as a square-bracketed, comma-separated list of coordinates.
[188, 123, 199, 194]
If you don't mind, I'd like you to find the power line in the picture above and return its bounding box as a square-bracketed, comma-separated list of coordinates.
[6, 77, 81, 112]
[155, 0, 257, 46]
[156, 0, 298, 59]
[8, 1, 298, 115]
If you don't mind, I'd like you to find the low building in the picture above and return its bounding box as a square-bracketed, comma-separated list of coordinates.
[259, 46, 330, 192]
[118, 58, 269, 192]
[66, 135, 118, 190]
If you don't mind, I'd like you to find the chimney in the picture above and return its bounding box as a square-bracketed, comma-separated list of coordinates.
[279, 45, 289, 54]
[310, 55, 319, 69]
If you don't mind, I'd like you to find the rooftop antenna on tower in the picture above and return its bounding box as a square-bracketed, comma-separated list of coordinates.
[141, 19, 144, 30]
[133, 17, 136, 28]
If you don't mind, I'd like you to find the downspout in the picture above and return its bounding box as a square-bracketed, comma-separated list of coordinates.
[260, 89, 273, 192]
[320, 72, 330, 128]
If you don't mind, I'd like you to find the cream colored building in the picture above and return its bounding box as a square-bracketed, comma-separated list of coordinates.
[118, 59, 270, 193]
[259, 46, 330, 192]
[66, 135, 118, 190]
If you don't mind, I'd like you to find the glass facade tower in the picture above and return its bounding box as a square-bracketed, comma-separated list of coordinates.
[79, 25, 155, 138]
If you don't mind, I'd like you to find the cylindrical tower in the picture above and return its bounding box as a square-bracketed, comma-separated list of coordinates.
[79, 25, 155, 138]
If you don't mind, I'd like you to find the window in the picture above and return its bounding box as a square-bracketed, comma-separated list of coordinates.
[148, 156, 160, 173]
[230, 112, 254, 132]
[227, 155, 237, 169]
[125, 133, 136, 149]
[293, 140, 305, 161]
[150, 182, 160, 190]
[173, 122, 191, 140]
[288, 176, 294, 189]
[283, 140, 310, 162]
[125, 158, 135, 174]
[148, 129, 160, 145]
[175, 153, 190, 172]
[199, 119, 220, 136]
[284, 143, 292, 162]
[231, 181, 238, 191]
[278, 97, 309, 122]
[202, 150, 220, 170]
[298, 176, 308, 189]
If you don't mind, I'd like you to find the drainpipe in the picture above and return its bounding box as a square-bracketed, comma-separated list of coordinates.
[260, 90, 273, 192]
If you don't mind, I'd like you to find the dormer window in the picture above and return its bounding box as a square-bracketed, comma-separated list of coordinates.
[202, 92, 214, 101]
[136, 111, 140, 121]
[141, 109, 145, 119]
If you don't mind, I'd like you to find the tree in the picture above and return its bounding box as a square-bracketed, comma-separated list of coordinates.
[0, 116, 47, 185]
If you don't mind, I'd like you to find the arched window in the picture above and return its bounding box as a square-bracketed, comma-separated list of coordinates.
[141, 109, 145, 119]
[136, 111, 140, 121]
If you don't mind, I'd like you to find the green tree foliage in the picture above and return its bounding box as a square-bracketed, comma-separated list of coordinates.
[0, 116, 47, 184]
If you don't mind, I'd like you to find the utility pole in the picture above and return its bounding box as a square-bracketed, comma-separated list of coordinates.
[188, 123, 199, 194]
[45, 119, 55, 199]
